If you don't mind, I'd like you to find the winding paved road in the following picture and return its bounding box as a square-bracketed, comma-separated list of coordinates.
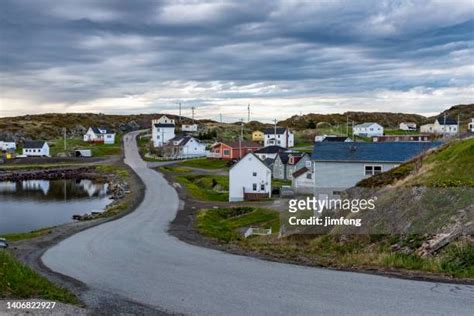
[43, 132, 474, 315]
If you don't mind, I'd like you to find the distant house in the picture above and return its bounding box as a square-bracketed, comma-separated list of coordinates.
[208, 141, 261, 159]
[292, 166, 315, 195]
[309, 142, 441, 197]
[372, 135, 432, 142]
[83, 127, 116, 144]
[162, 136, 207, 158]
[0, 138, 16, 152]
[23, 141, 50, 157]
[353, 123, 384, 137]
[399, 122, 417, 131]
[152, 115, 176, 147]
[263, 127, 294, 148]
[229, 152, 271, 202]
[254, 145, 288, 161]
[468, 118, 474, 132]
[182, 124, 198, 132]
[272, 152, 311, 180]
[315, 135, 352, 143]
[420, 117, 458, 135]
[252, 130, 264, 142]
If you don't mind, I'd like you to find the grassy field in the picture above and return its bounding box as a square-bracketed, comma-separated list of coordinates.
[0, 250, 80, 304]
[48, 135, 122, 157]
[179, 158, 228, 169]
[95, 164, 129, 179]
[197, 207, 280, 242]
[384, 129, 421, 135]
[1, 227, 54, 242]
[176, 174, 229, 201]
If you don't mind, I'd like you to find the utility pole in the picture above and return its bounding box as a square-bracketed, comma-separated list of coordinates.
[247, 104, 250, 122]
[220, 113, 223, 123]
[178, 102, 181, 123]
[239, 118, 244, 159]
[458, 113, 460, 137]
[273, 119, 277, 146]
[346, 115, 349, 137]
[191, 106, 195, 124]
[444, 112, 447, 139]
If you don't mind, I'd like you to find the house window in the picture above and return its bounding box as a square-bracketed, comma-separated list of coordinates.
[252, 172, 257, 176]
[157, 128, 160, 132]
[157, 135, 160, 139]
[260, 184, 265, 191]
[223, 149, 230, 155]
[252, 183, 257, 191]
[365, 165, 383, 176]
[306, 173, 312, 179]
[305, 161, 311, 168]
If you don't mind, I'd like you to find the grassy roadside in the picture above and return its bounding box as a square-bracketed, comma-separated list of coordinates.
[48, 135, 123, 157]
[0, 250, 80, 304]
[176, 174, 229, 201]
[178, 158, 229, 169]
[1, 227, 54, 242]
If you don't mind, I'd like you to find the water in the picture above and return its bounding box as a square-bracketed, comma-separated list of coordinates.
[0, 178, 112, 234]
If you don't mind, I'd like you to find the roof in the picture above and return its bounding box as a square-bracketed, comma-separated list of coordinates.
[262, 158, 275, 167]
[322, 136, 350, 142]
[91, 127, 113, 134]
[436, 117, 457, 125]
[354, 122, 381, 128]
[263, 127, 287, 135]
[23, 140, 46, 149]
[168, 135, 195, 146]
[212, 141, 260, 149]
[292, 167, 309, 178]
[229, 152, 271, 172]
[311, 142, 442, 163]
[154, 123, 175, 128]
[254, 145, 288, 154]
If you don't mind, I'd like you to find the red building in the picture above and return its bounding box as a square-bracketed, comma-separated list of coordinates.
[208, 141, 262, 159]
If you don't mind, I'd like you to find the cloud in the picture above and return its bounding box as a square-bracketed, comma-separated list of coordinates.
[0, 0, 473, 119]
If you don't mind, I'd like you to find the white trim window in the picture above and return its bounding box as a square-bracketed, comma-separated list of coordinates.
[364, 165, 382, 176]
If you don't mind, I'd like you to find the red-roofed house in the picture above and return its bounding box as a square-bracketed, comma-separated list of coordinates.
[208, 141, 262, 159]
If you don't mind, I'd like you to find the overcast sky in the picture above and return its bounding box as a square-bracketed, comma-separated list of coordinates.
[0, 0, 473, 121]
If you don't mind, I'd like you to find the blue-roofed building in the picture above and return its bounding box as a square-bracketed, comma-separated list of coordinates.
[293, 141, 442, 197]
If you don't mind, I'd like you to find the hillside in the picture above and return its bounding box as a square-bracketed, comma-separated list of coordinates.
[278, 103, 474, 130]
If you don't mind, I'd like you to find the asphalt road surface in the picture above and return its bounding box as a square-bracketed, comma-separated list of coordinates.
[43, 131, 474, 315]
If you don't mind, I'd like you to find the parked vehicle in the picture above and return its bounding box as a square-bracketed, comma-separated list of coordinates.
[0, 238, 8, 248]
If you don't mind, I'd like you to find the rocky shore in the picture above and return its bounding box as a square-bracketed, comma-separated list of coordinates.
[0, 167, 98, 181]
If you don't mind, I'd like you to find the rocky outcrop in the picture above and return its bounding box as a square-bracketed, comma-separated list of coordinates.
[0, 167, 98, 181]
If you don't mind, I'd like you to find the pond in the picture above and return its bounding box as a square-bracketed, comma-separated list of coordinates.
[0, 178, 112, 234]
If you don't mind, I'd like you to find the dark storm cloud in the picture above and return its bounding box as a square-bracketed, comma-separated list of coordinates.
[0, 0, 473, 118]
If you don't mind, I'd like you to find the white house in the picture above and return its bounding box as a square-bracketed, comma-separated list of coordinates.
[468, 118, 474, 132]
[83, 127, 116, 144]
[0, 139, 16, 151]
[22, 141, 50, 157]
[182, 124, 198, 132]
[152, 115, 176, 147]
[163, 136, 207, 158]
[420, 117, 458, 135]
[353, 123, 384, 137]
[229, 152, 272, 202]
[263, 127, 294, 148]
[399, 122, 417, 131]
[292, 162, 315, 195]
[308, 142, 441, 198]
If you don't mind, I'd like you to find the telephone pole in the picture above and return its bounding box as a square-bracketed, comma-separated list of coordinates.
[191, 106, 195, 124]
[239, 118, 244, 159]
[220, 113, 223, 123]
[178, 102, 181, 123]
[247, 104, 250, 122]
[63, 128, 67, 151]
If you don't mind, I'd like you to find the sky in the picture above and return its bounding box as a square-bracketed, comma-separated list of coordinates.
[0, 0, 473, 122]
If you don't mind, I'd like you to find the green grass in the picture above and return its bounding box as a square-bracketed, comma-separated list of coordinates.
[95, 164, 129, 179]
[49, 135, 122, 157]
[159, 165, 192, 173]
[273, 179, 292, 187]
[0, 250, 80, 304]
[0, 162, 89, 171]
[1, 227, 53, 242]
[176, 174, 229, 201]
[179, 158, 229, 169]
[197, 207, 279, 242]
[384, 129, 421, 135]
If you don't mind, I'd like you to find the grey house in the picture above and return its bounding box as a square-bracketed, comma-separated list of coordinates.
[272, 152, 310, 180]
[310, 142, 441, 197]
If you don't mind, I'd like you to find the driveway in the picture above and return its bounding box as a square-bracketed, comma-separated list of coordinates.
[42, 131, 474, 315]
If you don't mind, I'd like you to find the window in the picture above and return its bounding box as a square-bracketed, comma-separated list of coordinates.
[223, 149, 230, 155]
[305, 161, 311, 168]
[157, 135, 160, 139]
[157, 128, 160, 132]
[252, 183, 257, 191]
[306, 173, 312, 179]
[252, 172, 257, 176]
[260, 184, 265, 191]
[365, 165, 382, 176]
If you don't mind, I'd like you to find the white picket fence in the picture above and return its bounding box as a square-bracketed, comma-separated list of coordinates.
[244, 227, 272, 238]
